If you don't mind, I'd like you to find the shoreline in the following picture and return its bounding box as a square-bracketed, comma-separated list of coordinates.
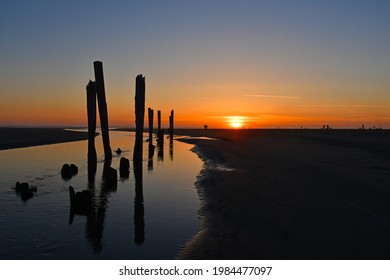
[0, 127, 91, 150]
[174, 129, 390, 259]
[2, 127, 390, 259]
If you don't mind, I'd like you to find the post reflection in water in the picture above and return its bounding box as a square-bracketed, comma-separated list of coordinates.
[169, 142, 173, 161]
[85, 160, 115, 253]
[133, 140, 145, 245]
[70, 137, 148, 251]
[87, 160, 116, 253]
[157, 142, 164, 161]
[148, 144, 154, 171]
[87, 158, 97, 189]
[0, 130, 202, 259]
[68, 157, 96, 226]
[69, 157, 118, 254]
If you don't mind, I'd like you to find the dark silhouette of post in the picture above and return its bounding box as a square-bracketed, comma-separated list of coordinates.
[147, 107, 155, 170]
[119, 157, 130, 179]
[86, 80, 97, 164]
[157, 110, 161, 135]
[134, 75, 145, 162]
[148, 108, 154, 146]
[133, 75, 146, 244]
[169, 110, 174, 144]
[135, 75, 145, 143]
[93, 61, 112, 160]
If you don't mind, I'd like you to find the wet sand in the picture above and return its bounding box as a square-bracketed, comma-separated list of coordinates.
[4, 127, 390, 259]
[0, 127, 90, 150]
[173, 129, 390, 259]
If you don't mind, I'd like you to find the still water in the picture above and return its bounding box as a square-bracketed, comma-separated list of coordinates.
[0, 131, 202, 259]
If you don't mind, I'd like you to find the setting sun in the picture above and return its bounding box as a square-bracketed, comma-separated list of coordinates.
[230, 121, 242, 128]
[226, 116, 246, 129]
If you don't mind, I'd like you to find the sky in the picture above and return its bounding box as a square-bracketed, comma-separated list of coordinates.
[1, 0, 389, 128]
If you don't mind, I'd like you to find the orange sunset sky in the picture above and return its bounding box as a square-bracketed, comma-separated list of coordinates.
[1, 1, 389, 129]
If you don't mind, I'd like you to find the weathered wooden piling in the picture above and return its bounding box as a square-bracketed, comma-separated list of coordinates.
[133, 75, 145, 163]
[119, 157, 130, 178]
[169, 110, 174, 144]
[86, 80, 97, 163]
[147, 107, 155, 170]
[135, 75, 145, 141]
[148, 108, 154, 146]
[93, 61, 112, 160]
[157, 110, 161, 135]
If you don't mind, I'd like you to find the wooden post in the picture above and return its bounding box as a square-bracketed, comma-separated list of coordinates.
[86, 80, 97, 164]
[119, 157, 130, 179]
[157, 110, 161, 135]
[148, 108, 154, 146]
[134, 75, 145, 146]
[133, 75, 145, 162]
[93, 61, 112, 160]
[169, 110, 174, 144]
[133, 75, 145, 243]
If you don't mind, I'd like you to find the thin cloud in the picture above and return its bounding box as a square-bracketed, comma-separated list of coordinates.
[244, 94, 301, 99]
[297, 104, 389, 107]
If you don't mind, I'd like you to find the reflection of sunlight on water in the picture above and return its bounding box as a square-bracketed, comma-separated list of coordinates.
[215, 165, 235, 172]
[175, 136, 218, 141]
[63, 128, 88, 133]
[0, 131, 202, 259]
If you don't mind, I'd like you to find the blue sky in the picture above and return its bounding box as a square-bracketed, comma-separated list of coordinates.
[1, 0, 389, 127]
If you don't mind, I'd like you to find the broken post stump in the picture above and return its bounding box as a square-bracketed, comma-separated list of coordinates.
[61, 163, 78, 179]
[119, 157, 130, 178]
[69, 186, 92, 214]
[103, 166, 118, 190]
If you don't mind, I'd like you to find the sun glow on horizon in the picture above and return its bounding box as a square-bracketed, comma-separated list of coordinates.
[230, 121, 242, 128]
[226, 116, 246, 129]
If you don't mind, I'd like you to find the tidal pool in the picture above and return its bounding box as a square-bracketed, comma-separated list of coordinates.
[0, 131, 202, 259]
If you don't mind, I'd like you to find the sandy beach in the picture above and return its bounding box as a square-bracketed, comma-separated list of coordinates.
[174, 129, 390, 259]
[0, 127, 90, 150]
[2, 127, 390, 259]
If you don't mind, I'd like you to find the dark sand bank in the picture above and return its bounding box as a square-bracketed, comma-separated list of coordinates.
[171, 129, 390, 259]
[0, 127, 91, 150]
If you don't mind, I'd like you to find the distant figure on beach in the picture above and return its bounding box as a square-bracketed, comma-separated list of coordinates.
[204, 125, 208, 130]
